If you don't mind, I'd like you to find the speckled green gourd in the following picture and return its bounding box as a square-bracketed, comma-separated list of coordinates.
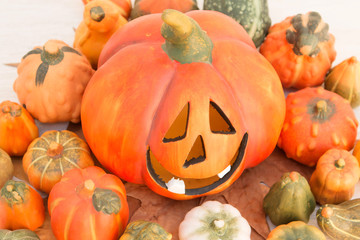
[317, 198, 360, 240]
[263, 171, 316, 226]
[203, 0, 271, 47]
[120, 220, 172, 240]
[267, 221, 326, 240]
[0, 229, 40, 240]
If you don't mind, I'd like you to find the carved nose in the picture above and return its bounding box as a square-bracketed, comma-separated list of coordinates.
[183, 135, 205, 168]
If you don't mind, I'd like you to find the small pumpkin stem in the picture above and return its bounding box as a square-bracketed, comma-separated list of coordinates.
[335, 158, 346, 169]
[321, 206, 334, 218]
[289, 171, 299, 182]
[84, 179, 96, 191]
[211, 219, 226, 236]
[161, 9, 213, 64]
[47, 142, 64, 158]
[214, 219, 225, 228]
[315, 100, 327, 119]
[1, 104, 22, 117]
[90, 6, 105, 22]
[43, 41, 60, 55]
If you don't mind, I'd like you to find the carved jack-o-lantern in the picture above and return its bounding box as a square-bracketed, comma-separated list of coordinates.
[81, 10, 286, 199]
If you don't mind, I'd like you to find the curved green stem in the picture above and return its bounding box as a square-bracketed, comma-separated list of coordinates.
[161, 9, 213, 64]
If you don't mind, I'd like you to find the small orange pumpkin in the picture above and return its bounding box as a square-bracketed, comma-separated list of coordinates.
[0, 101, 38, 156]
[130, 0, 198, 20]
[260, 11, 336, 89]
[309, 148, 360, 205]
[82, 0, 132, 19]
[278, 87, 358, 167]
[74, 0, 128, 69]
[0, 180, 45, 231]
[22, 130, 94, 194]
[325, 56, 360, 108]
[13, 40, 94, 123]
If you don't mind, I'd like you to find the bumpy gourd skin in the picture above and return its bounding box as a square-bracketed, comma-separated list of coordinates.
[263, 172, 316, 226]
[203, 0, 271, 47]
[120, 220, 172, 240]
[0, 229, 40, 240]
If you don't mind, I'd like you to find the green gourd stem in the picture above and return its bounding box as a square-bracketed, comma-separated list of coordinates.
[92, 187, 121, 215]
[0, 180, 29, 206]
[335, 158, 346, 170]
[161, 9, 213, 64]
[90, 6, 105, 22]
[212, 219, 226, 236]
[41, 41, 64, 66]
[1, 105, 22, 117]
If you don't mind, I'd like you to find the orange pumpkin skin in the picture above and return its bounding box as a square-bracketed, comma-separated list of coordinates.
[82, 0, 131, 19]
[74, 0, 128, 69]
[82, 10, 285, 199]
[22, 130, 94, 194]
[0, 180, 45, 231]
[309, 149, 360, 205]
[13, 40, 94, 123]
[260, 12, 336, 89]
[278, 87, 358, 167]
[48, 166, 129, 240]
[0, 101, 38, 156]
[130, 0, 198, 20]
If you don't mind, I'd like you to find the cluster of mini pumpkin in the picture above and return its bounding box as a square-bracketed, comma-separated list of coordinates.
[3, 0, 360, 239]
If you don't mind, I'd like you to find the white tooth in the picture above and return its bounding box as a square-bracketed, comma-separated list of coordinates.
[218, 165, 231, 178]
[165, 177, 185, 194]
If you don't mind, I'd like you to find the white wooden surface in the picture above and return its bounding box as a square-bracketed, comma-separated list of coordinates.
[1, 0, 360, 237]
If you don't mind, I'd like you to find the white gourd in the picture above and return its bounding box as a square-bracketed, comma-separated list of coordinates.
[179, 200, 251, 240]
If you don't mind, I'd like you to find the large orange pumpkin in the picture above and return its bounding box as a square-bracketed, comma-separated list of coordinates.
[82, 10, 285, 200]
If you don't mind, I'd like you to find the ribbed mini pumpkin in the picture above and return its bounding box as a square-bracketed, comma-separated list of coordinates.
[278, 87, 358, 167]
[325, 56, 360, 108]
[309, 148, 360, 205]
[130, 0, 198, 19]
[260, 11, 336, 89]
[74, 0, 128, 69]
[0, 101, 38, 156]
[22, 130, 94, 194]
[317, 198, 360, 240]
[263, 172, 316, 226]
[13, 40, 94, 123]
[267, 221, 326, 240]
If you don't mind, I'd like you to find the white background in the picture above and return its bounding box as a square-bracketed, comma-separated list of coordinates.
[1, 0, 360, 237]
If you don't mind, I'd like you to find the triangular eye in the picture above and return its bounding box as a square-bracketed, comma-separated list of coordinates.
[163, 103, 189, 142]
[183, 135, 206, 168]
[209, 101, 236, 134]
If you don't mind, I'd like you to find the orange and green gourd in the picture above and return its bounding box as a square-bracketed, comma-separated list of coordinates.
[120, 220, 172, 240]
[266, 221, 326, 240]
[263, 171, 316, 226]
[0, 229, 40, 240]
[260, 11, 336, 89]
[13, 40, 94, 123]
[317, 198, 360, 240]
[278, 87, 358, 166]
[325, 56, 360, 108]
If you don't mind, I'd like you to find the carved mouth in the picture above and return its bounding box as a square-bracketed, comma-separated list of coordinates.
[147, 133, 248, 196]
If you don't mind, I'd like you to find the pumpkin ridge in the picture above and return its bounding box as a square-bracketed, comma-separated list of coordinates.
[63, 156, 82, 169]
[26, 155, 48, 174]
[40, 158, 54, 189]
[247, 0, 261, 38]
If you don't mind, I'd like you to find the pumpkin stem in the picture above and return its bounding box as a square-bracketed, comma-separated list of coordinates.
[92, 188, 121, 215]
[47, 142, 64, 158]
[0, 180, 29, 206]
[321, 206, 334, 218]
[90, 6, 105, 22]
[335, 158, 346, 169]
[161, 9, 213, 64]
[211, 219, 226, 236]
[315, 100, 327, 119]
[84, 179, 96, 191]
[289, 171, 299, 182]
[1, 103, 22, 117]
